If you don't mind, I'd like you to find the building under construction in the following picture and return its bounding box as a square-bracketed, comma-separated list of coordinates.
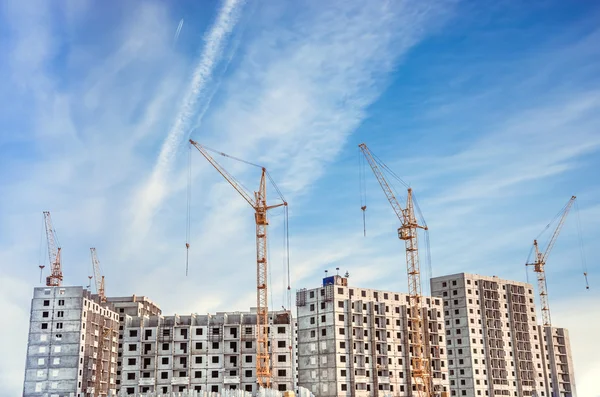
[296, 275, 450, 397]
[106, 295, 162, 393]
[116, 310, 295, 395]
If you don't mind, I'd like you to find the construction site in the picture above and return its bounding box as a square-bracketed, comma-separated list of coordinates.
[22, 143, 586, 397]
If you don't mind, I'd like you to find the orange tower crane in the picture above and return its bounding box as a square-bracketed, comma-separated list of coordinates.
[189, 139, 287, 388]
[90, 248, 106, 303]
[43, 211, 63, 287]
[526, 196, 576, 327]
[358, 143, 431, 397]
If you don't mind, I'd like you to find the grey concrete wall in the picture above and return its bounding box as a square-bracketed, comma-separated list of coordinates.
[23, 286, 120, 397]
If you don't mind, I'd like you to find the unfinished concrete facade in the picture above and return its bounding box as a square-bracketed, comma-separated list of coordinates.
[107, 295, 162, 393]
[430, 273, 575, 397]
[539, 327, 576, 397]
[23, 286, 119, 397]
[296, 275, 449, 397]
[117, 310, 295, 395]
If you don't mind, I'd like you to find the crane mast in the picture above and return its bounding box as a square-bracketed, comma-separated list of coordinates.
[358, 143, 431, 396]
[94, 326, 111, 397]
[90, 248, 106, 303]
[43, 211, 63, 287]
[89, 248, 110, 396]
[526, 196, 576, 327]
[190, 139, 286, 388]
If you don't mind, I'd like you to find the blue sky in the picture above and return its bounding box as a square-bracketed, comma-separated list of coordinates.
[1, 0, 599, 395]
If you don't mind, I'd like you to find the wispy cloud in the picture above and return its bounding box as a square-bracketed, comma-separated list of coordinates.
[133, 0, 246, 237]
[203, 1, 454, 196]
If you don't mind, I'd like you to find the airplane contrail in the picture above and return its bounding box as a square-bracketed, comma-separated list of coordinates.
[134, 0, 245, 230]
[174, 18, 184, 42]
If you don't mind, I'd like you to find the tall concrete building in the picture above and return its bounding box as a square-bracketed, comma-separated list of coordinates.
[430, 273, 577, 397]
[116, 310, 296, 395]
[296, 275, 450, 397]
[23, 286, 119, 397]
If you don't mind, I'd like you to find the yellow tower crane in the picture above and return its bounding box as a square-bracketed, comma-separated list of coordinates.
[90, 248, 106, 303]
[358, 143, 431, 397]
[526, 196, 576, 327]
[43, 211, 63, 287]
[189, 139, 287, 388]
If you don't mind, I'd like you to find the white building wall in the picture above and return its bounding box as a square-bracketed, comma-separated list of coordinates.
[431, 273, 555, 397]
[296, 275, 449, 397]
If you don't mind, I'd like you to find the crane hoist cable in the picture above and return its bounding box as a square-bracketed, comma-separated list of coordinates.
[264, 203, 291, 311]
[574, 199, 590, 289]
[185, 143, 192, 276]
[359, 150, 367, 236]
[413, 194, 433, 296]
[285, 205, 291, 310]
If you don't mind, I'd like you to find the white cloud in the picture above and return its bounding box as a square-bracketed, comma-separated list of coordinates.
[204, 1, 453, 195]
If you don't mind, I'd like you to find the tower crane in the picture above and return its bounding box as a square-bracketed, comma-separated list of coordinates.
[189, 139, 287, 388]
[43, 211, 63, 287]
[526, 196, 576, 327]
[90, 248, 106, 303]
[358, 143, 431, 397]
